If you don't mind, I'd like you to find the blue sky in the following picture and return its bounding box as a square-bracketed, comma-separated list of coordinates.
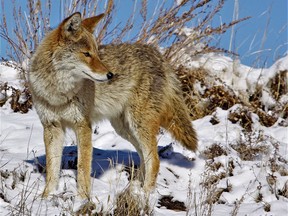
[217, 0, 287, 67]
[0, 0, 287, 67]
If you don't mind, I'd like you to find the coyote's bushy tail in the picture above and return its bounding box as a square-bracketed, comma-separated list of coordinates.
[162, 101, 198, 151]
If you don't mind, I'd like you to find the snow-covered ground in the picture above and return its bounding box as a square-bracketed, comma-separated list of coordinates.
[0, 55, 287, 215]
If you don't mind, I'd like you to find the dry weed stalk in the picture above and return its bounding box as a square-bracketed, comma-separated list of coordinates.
[186, 170, 218, 216]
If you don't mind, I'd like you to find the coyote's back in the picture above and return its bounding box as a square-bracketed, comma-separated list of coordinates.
[28, 12, 197, 200]
[98, 43, 198, 152]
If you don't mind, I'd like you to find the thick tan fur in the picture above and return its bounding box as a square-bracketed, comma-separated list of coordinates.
[29, 12, 197, 199]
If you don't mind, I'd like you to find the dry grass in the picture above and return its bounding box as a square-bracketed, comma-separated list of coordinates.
[0, 165, 43, 215]
[175, 65, 240, 120]
[186, 161, 233, 216]
[202, 143, 228, 160]
[113, 162, 151, 215]
[176, 64, 286, 127]
[268, 70, 287, 101]
[175, 66, 209, 119]
[231, 131, 270, 161]
[0, 154, 152, 215]
[189, 132, 287, 215]
[0, 81, 32, 113]
[232, 142, 269, 161]
[114, 186, 151, 216]
[204, 86, 238, 112]
[228, 107, 252, 131]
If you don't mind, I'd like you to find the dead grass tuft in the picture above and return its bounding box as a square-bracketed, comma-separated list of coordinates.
[204, 86, 239, 112]
[175, 64, 286, 128]
[175, 66, 240, 120]
[268, 157, 287, 175]
[228, 107, 253, 131]
[175, 66, 209, 119]
[263, 203, 271, 212]
[123, 163, 140, 182]
[232, 142, 267, 161]
[282, 104, 288, 120]
[114, 162, 151, 215]
[114, 187, 150, 216]
[268, 70, 288, 101]
[0, 82, 32, 113]
[200, 169, 232, 205]
[256, 109, 278, 127]
[176, 66, 208, 88]
[202, 143, 228, 159]
[231, 132, 270, 161]
[255, 185, 263, 203]
[10, 86, 32, 113]
[201, 172, 226, 189]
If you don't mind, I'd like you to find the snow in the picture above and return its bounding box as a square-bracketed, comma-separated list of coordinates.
[0, 54, 288, 215]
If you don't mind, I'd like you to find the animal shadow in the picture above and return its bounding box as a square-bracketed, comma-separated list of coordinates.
[27, 144, 195, 178]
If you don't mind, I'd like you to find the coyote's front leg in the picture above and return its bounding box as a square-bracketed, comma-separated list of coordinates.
[43, 122, 64, 197]
[75, 120, 93, 198]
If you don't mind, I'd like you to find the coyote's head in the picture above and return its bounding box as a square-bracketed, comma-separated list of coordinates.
[54, 12, 113, 82]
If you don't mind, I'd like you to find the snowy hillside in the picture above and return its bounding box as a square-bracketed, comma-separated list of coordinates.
[0, 55, 287, 215]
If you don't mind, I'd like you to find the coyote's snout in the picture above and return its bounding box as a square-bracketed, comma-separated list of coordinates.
[29, 12, 198, 199]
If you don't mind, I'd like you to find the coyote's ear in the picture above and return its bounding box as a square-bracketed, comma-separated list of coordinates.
[61, 12, 82, 38]
[82, 13, 105, 33]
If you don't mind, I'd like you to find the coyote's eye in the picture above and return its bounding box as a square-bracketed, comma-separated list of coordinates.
[83, 52, 91, 57]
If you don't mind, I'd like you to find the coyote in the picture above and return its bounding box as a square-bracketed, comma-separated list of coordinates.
[29, 12, 197, 198]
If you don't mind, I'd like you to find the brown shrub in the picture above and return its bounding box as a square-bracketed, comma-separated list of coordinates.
[256, 110, 278, 127]
[175, 66, 240, 120]
[231, 132, 270, 161]
[268, 70, 288, 101]
[202, 143, 228, 159]
[175, 66, 209, 119]
[204, 86, 239, 112]
[228, 107, 253, 131]
[0, 82, 32, 113]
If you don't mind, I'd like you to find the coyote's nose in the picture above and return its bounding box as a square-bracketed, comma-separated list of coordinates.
[107, 72, 114, 80]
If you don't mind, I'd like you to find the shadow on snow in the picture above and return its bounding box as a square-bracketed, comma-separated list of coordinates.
[26, 145, 195, 178]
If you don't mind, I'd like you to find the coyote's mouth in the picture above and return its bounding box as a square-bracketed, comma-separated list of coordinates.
[82, 71, 108, 82]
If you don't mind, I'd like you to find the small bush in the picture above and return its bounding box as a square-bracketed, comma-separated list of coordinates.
[231, 132, 270, 161]
[228, 107, 252, 131]
[202, 143, 228, 159]
[114, 187, 151, 216]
